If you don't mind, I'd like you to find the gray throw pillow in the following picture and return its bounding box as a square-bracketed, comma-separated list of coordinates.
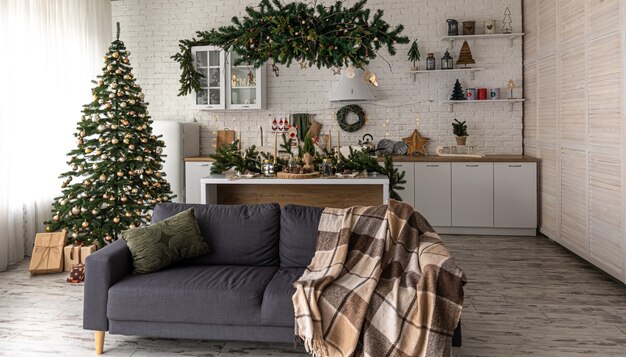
[122, 208, 210, 274]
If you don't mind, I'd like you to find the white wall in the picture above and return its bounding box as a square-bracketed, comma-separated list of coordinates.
[112, 0, 522, 156]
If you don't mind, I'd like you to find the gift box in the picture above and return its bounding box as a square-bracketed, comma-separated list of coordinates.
[64, 245, 97, 272]
[29, 232, 67, 275]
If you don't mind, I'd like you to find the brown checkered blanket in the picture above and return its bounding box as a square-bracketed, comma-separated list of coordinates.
[292, 200, 466, 357]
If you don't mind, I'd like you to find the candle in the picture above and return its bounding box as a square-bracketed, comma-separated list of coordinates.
[274, 131, 278, 164]
[328, 131, 332, 151]
[238, 131, 242, 150]
[337, 130, 341, 161]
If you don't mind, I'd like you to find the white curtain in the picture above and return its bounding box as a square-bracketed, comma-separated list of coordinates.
[0, 0, 112, 271]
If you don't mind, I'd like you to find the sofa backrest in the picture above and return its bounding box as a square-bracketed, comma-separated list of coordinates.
[279, 204, 324, 268]
[152, 202, 281, 266]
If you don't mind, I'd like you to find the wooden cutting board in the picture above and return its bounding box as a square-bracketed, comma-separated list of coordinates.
[216, 130, 236, 149]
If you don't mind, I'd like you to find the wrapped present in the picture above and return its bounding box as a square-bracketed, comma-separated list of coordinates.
[64, 244, 97, 272]
[29, 232, 67, 275]
[67, 247, 86, 284]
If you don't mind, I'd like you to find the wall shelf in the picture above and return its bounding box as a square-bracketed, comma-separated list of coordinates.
[409, 67, 485, 81]
[441, 33, 524, 48]
[441, 99, 525, 112]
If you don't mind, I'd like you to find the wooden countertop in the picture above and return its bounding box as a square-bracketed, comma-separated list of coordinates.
[185, 155, 539, 163]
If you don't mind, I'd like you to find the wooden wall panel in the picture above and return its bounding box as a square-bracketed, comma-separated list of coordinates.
[560, 0, 586, 46]
[538, 148, 559, 237]
[588, 34, 622, 148]
[537, 56, 558, 146]
[524, 62, 537, 145]
[560, 149, 588, 255]
[538, 0, 558, 57]
[589, 0, 620, 39]
[560, 44, 586, 144]
[589, 153, 624, 275]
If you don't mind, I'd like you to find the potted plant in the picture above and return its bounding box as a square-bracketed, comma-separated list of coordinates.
[408, 40, 421, 71]
[452, 119, 468, 145]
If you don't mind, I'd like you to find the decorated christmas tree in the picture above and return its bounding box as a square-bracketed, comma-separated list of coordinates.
[450, 79, 466, 100]
[502, 7, 513, 34]
[45, 24, 175, 247]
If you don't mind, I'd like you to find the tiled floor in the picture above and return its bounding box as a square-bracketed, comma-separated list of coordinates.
[1, 234, 625, 356]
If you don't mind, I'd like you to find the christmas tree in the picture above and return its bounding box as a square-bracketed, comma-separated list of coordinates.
[450, 79, 466, 100]
[45, 23, 175, 247]
[456, 41, 475, 68]
[407, 40, 421, 69]
[501, 7, 513, 34]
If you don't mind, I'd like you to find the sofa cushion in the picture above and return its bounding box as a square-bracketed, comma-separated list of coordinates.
[279, 204, 324, 267]
[152, 203, 281, 266]
[261, 267, 305, 326]
[122, 208, 210, 274]
[107, 265, 277, 325]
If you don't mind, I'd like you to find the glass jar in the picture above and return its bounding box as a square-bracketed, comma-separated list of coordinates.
[321, 159, 334, 176]
[261, 160, 275, 177]
[426, 53, 436, 70]
[441, 50, 453, 70]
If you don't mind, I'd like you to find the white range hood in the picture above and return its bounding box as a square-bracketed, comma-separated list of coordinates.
[330, 68, 375, 102]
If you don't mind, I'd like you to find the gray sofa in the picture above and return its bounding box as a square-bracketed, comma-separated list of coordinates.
[83, 202, 461, 354]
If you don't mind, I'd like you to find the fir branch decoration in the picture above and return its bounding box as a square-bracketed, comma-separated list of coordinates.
[172, 0, 409, 95]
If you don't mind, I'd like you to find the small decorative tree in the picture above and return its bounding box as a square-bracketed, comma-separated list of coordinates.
[452, 119, 468, 145]
[502, 7, 513, 34]
[450, 79, 466, 100]
[407, 40, 421, 70]
[45, 24, 175, 247]
[456, 41, 476, 68]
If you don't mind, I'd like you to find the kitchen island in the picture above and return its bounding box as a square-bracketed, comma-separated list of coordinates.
[200, 175, 389, 208]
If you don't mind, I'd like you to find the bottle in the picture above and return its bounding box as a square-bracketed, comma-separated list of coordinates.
[321, 159, 333, 176]
[426, 53, 436, 70]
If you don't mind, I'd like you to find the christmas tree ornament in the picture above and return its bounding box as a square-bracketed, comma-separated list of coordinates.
[111, 138, 119, 144]
[112, 52, 119, 59]
[106, 65, 113, 71]
[98, 137, 105, 143]
[450, 79, 466, 100]
[117, 171, 124, 177]
[128, 144, 135, 150]
[82, 221, 89, 228]
[71, 207, 80, 215]
[91, 209, 98, 215]
[45, 226, 52, 232]
[113, 217, 120, 223]
[115, 69, 122, 75]
[111, 124, 119, 130]
[120, 102, 127, 108]
[85, 148, 93, 154]
[456, 41, 476, 68]
[111, 82, 118, 88]
[53, 215, 60, 221]
[72, 232, 78, 238]
[402, 129, 430, 156]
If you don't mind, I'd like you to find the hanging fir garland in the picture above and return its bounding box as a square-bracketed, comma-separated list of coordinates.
[172, 0, 409, 96]
[337, 105, 367, 132]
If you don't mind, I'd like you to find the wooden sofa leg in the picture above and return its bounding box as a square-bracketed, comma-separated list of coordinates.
[94, 331, 105, 355]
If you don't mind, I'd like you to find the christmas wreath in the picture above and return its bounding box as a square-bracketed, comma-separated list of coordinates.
[172, 0, 409, 96]
[337, 105, 367, 132]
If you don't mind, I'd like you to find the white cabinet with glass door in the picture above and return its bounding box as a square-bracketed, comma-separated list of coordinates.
[191, 46, 225, 109]
[226, 52, 266, 109]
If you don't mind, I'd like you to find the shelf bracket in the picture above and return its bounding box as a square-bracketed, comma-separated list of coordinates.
[470, 71, 476, 80]
[412, 72, 417, 82]
[509, 102, 514, 112]
[507, 36, 515, 47]
[448, 39, 455, 49]
[448, 103, 454, 113]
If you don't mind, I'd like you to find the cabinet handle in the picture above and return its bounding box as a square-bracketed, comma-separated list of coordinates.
[197, 164, 210, 167]
[508, 164, 522, 168]
[426, 164, 440, 167]
[465, 164, 480, 167]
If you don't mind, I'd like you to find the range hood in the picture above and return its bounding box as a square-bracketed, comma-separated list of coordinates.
[330, 68, 375, 102]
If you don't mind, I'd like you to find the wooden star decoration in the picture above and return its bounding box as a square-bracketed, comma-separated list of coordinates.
[402, 129, 430, 155]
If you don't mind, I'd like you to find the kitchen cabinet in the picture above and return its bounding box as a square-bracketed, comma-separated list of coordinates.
[494, 163, 537, 228]
[185, 161, 212, 204]
[451, 162, 494, 227]
[414, 163, 452, 226]
[392, 163, 415, 209]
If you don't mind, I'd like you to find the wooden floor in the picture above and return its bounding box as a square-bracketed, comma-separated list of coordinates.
[1, 234, 625, 356]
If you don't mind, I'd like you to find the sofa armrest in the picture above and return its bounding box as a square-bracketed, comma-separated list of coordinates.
[83, 239, 133, 331]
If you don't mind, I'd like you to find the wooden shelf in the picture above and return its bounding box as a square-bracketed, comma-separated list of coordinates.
[409, 67, 485, 81]
[441, 99, 525, 112]
[442, 33, 524, 48]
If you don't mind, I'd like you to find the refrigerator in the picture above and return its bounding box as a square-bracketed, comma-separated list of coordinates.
[151, 121, 200, 203]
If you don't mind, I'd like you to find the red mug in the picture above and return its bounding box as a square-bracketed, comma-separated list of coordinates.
[477, 88, 488, 100]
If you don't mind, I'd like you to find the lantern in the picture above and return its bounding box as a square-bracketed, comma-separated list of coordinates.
[441, 50, 454, 70]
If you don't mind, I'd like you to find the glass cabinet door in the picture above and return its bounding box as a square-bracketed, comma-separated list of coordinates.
[227, 52, 265, 109]
[191, 46, 225, 109]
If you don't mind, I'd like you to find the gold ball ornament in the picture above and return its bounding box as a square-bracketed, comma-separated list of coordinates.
[120, 196, 128, 202]
[79, 130, 86, 137]
[113, 217, 120, 223]
[76, 138, 83, 145]
[109, 93, 115, 99]
[112, 52, 119, 59]
[100, 154, 108, 160]
[98, 99, 104, 104]
[143, 181, 148, 186]
[98, 80, 104, 86]
[145, 169, 152, 174]
[106, 65, 113, 71]
[117, 171, 124, 177]
[98, 137, 105, 143]
[120, 102, 127, 108]
[132, 188, 139, 194]
[111, 82, 118, 89]
[105, 102, 112, 109]
[99, 174, 107, 181]
[92, 94, 98, 101]
[155, 172, 161, 178]
[71, 164, 78, 171]
[115, 69, 122, 75]
[85, 148, 93, 154]
[129, 100, 136, 105]
[141, 138, 148, 143]
[81, 221, 89, 228]
[84, 180, 92, 186]
[129, 224, 136, 229]
[103, 193, 109, 199]
[72, 207, 80, 215]
[111, 124, 119, 130]
[91, 209, 98, 215]
[53, 215, 60, 221]
[121, 119, 129, 126]
[118, 157, 125, 162]
[111, 138, 119, 144]
[72, 232, 78, 238]
[117, 91, 123, 97]
[93, 149, 101, 156]
[129, 111, 136, 116]
[45, 226, 52, 232]
[128, 144, 135, 150]
[103, 56, 108, 63]
[123, 138, 130, 144]
[107, 112, 114, 118]
[123, 58, 129, 64]
[97, 124, 106, 132]
[125, 212, 132, 217]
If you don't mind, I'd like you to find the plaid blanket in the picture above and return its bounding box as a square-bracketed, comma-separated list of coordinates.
[292, 200, 466, 357]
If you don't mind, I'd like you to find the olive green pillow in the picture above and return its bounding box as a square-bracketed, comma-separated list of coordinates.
[122, 208, 210, 274]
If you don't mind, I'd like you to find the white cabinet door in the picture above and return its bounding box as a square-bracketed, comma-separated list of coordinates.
[452, 163, 494, 227]
[414, 163, 452, 227]
[494, 163, 537, 228]
[185, 162, 212, 204]
[226, 52, 266, 109]
[392, 163, 415, 209]
[191, 46, 225, 110]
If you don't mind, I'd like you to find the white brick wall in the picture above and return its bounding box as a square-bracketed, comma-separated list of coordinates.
[112, 0, 523, 155]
